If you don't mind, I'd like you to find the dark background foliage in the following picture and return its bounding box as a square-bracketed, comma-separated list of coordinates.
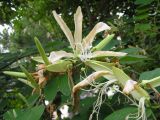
[0, 0, 159, 119]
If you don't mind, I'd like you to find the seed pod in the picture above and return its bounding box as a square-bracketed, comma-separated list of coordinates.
[92, 34, 115, 51]
[3, 71, 27, 78]
[34, 37, 50, 65]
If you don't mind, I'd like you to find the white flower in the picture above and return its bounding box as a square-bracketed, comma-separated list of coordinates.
[51, 6, 127, 62]
[60, 105, 70, 119]
[44, 100, 49, 105]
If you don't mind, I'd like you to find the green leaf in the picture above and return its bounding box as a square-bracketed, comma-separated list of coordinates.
[4, 105, 45, 120]
[139, 68, 160, 80]
[73, 97, 96, 120]
[135, 24, 151, 32]
[27, 94, 39, 107]
[44, 77, 58, 102]
[17, 93, 29, 107]
[140, 68, 160, 88]
[134, 14, 149, 21]
[141, 76, 160, 88]
[135, 0, 153, 5]
[4, 109, 17, 120]
[32, 56, 44, 63]
[46, 60, 72, 72]
[18, 78, 35, 88]
[104, 107, 138, 120]
[20, 65, 38, 88]
[120, 55, 148, 64]
[135, 8, 149, 14]
[58, 74, 71, 96]
[34, 37, 50, 65]
[104, 107, 152, 120]
[44, 74, 70, 102]
[120, 47, 142, 54]
[3, 71, 27, 78]
[16, 105, 45, 120]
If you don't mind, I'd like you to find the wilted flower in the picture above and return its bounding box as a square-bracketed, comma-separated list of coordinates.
[123, 79, 137, 94]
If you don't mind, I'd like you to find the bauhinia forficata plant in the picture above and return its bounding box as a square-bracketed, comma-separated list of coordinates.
[4, 6, 160, 120]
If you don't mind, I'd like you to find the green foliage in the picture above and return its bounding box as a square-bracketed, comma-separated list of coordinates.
[104, 107, 137, 120]
[140, 68, 160, 80]
[44, 74, 70, 102]
[3, 71, 26, 78]
[46, 60, 72, 72]
[0, 0, 160, 119]
[135, 0, 153, 5]
[20, 65, 38, 88]
[4, 105, 45, 120]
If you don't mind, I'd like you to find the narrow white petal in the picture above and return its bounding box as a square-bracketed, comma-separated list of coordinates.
[74, 6, 83, 52]
[48, 51, 74, 64]
[52, 11, 75, 50]
[91, 51, 127, 58]
[82, 22, 111, 50]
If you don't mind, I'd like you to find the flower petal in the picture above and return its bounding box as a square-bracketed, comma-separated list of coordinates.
[91, 51, 127, 58]
[48, 51, 74, 64]
[74, 6, 83, 52]
[52, 11, 75, 50]
[73, 71, 109, 91]
[82, 22, 111, 50]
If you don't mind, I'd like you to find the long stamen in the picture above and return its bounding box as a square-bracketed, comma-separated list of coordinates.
[78, 42, 93, 61]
